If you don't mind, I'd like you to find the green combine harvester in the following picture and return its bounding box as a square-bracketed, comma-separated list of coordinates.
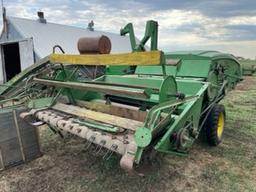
[0, 21, 242, 171]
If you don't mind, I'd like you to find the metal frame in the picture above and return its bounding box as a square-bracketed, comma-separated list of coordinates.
[0, 20, 242, 172]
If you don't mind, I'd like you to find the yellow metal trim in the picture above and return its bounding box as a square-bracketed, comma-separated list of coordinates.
[217, 112, 224, 138]
[49, 51, 163, 66]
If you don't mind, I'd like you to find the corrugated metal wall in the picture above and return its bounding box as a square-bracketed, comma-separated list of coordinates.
[0, 107, 41, 170]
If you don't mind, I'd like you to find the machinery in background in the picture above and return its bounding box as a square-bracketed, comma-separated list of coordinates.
[237, 58, 256, 76]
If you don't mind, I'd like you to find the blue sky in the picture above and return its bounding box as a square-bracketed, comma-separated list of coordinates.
[2, 0, 256, 58]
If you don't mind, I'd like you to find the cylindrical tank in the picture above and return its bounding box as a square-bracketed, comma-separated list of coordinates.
[77, 35, 112, 54]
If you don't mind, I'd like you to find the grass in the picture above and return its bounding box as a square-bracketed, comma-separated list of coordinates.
[201, 76, 256, 191]
[0, 76, 256, 192]
[202, 163, 255, 192]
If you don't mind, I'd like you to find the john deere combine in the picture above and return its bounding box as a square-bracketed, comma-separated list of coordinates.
[0, 21, 241, 171]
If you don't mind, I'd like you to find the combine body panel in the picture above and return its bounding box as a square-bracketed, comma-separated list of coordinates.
[0, 21, 242, 171]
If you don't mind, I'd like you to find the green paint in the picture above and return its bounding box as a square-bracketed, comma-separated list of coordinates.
[135, 127, 152, 147]
[0, 20, 243, 169]
[28, 97, 54, 109]
[72, 119, 119, 133]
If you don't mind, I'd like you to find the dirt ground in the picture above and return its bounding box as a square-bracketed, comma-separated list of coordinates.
[0, 76, 256, 192]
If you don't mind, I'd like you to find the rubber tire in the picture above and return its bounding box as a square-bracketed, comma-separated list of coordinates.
[205, 104, 226, 146]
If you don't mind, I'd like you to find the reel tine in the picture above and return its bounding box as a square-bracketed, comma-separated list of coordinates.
[94, 144, 100, 152]
[86, 136, 95, 150]
[84, 135, 95, 151]
[96, 140, 106, 154]
[103, 150, 111, 159]
[105, 144, 118, 160]
[84, 140, 92, 151]
[106, 150, 114, 160]
[95, 145, 103, 154]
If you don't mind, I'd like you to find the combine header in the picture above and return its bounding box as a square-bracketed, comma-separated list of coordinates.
[0, 21, 242, 171]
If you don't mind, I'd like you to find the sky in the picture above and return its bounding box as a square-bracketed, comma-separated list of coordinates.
[2, 0, 256, 59]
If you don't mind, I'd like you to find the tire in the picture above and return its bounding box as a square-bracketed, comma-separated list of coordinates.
[205, 104, 226, 146]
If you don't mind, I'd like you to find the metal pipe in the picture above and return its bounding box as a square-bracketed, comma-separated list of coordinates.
[33, 77, 149, 99]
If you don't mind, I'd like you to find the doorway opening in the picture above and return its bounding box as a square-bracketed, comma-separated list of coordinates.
[2, 43, 21, 81]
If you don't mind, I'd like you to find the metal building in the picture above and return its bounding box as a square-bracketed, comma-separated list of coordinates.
[0, 11, 132, 83]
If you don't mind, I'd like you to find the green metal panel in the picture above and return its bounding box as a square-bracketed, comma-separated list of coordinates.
[176, 60, 211, 78]
[102, 75, 164, 89]
[106, 66, 131, 75]
[92, 75, 177, 104]
[135, 65, 177, 76]
[135, 59, 211, 78]
[176, 79, 206, 96]
[28, 97, 54, 109]
[166, 50, 239, 61]
[135, 54, 211, 78]
[154, 83, 208, 153]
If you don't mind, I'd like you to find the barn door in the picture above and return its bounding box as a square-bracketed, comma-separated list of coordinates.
[19, 38, 35, 70]
[0, 38, 34, 82]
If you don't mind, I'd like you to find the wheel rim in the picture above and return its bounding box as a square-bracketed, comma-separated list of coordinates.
[217, 112, 224, 138]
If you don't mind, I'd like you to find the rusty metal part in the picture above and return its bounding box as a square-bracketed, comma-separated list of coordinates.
[77, 35, 111, 54]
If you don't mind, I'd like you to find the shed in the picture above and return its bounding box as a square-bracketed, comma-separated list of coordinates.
[0, 12, 132, 83]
